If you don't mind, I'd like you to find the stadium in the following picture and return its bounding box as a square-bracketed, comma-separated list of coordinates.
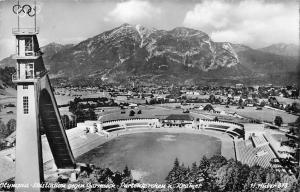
[51, 113, 288, 182]
[0, 104, 297, 185]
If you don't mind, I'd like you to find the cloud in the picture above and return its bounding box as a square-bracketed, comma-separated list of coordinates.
[0, 37, 15, 59]
[0, 0, 297, 59]
[183, 1, 232, 31]
[183, 0, 298, 47]
[104, 0, 161, 24]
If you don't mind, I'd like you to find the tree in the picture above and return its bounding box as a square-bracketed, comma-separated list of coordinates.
[238, 98, 244, 107]
[86, 108, 97, 120]
[137, 110, 142, 114]
[122, 165, 132, 184]
[112, 171, 123, 186]
[208, 155, 228, 173]
[0, 119, 15, 138]
[295, 116, 300, 128]
[149, 99, 156, 105]
[123, 165, 131, 178]
[203, 104, 214, 112]
[69, 115, 77, 128]
[129, 110, 135, 116]
[190, 162, 199, 184]
[265, 167, 280, 184]
[198, 156, 211, 190]
[0, 67, 16, 87]
[269, 97, 279, 107]
[62, 115, 70, 130]
[0, 120, 7, 137]
[274, 116, 283, 127]
[166, 158, 181, 187]
[293, 117, 300, 140]
[243, 165, 265, 192]
[178, 163, 189, 185]
[74, 109, 85, 123]
[291, 89, 299, 99]
[280, 172, 298, 192]
[6, 119, 16, 136]
[232, 163, 251, 192]
[290, 172, 300, 192]
[209, 95, 216, 103]
[69, 101, 77, 114]
[216, 160, 236, 191]
[174, 157, 180, 168]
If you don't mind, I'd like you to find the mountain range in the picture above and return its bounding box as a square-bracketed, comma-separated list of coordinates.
[0, 24, 299, 86]
[259, 43, 299, 57]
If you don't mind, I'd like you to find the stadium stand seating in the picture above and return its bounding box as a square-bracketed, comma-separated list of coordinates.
[235, 140, 280, 168]
[102, 124, 120, 130]
[251, 136, 269, 148]
[106, 128, 126, 132]
[207, 124, 229, 129]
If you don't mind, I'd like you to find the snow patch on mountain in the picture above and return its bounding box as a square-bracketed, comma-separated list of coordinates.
[222, 42, 239, 63]
[86, 41, 96, 55]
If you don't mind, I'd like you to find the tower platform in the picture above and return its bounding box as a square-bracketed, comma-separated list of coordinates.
[12, 27, 39, 35]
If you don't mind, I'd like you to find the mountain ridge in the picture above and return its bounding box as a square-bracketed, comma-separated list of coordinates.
[259, 43, 299, 57]
[0, 24, 299, 86]
[49, 24, 241, 76]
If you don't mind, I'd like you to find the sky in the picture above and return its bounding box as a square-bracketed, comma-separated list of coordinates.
[0, 0, 298, 59]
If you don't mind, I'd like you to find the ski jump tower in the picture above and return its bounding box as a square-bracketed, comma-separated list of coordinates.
[12, 1, 75, 191]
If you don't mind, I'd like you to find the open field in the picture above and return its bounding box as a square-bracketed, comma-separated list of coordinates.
[274, 96, 300, 105]
[271, 134, 289, 142]
[213, 105, 298, 124]
[55, 95, 74, 106]
[77, 132, 221, 183]
[159, 102, 298, 124]
[98, 105, 207, 122]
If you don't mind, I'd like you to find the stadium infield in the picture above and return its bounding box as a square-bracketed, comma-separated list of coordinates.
[75, 128, 235, 183]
